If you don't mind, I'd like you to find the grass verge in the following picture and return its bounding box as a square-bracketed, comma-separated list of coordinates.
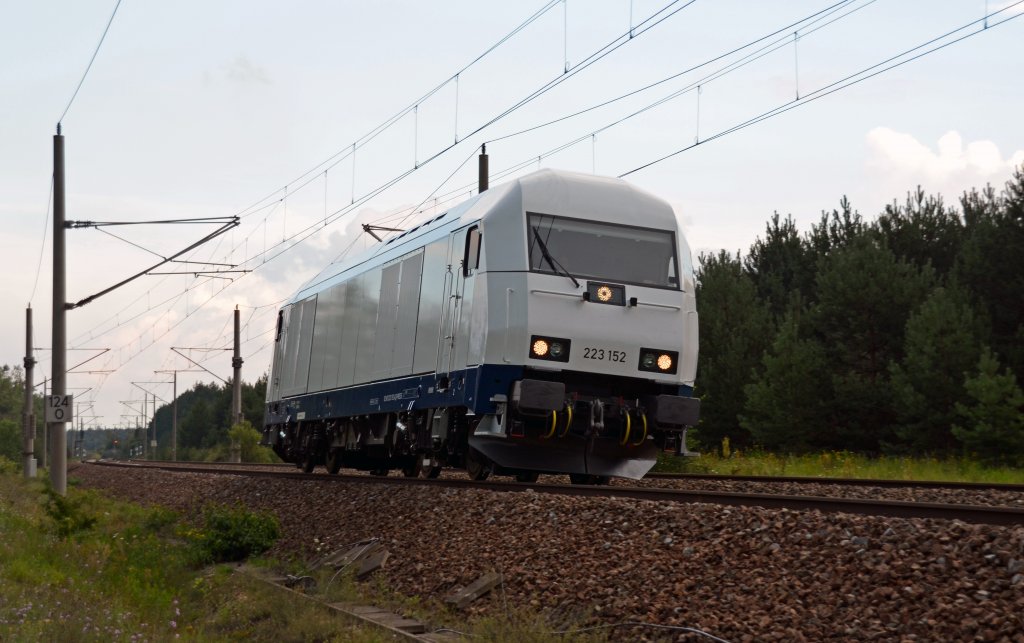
[653, 448, 1024, 483]
[0, 468, 608, 641]
[0, 472, 388, 641]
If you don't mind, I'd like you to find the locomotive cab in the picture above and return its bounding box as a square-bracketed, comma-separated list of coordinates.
[465, 170, 699, 480]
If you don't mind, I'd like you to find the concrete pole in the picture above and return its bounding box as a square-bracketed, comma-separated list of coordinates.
[23, 307, 36, 478]
[171, 370, 178, 461]
[230, 306, 243, 462]
[150, 392, 156, 455]
[142, 393, 147, 459]
[40, 377, 47, 469]
[50, 126, 68, 495]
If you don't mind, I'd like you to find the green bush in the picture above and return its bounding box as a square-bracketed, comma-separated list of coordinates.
[42, 487, 97, 538]
[142, 505, 181, 534]
[228, 419, 278, 463]
[0, 455, 18, 475]
[188, 504, 280, 563]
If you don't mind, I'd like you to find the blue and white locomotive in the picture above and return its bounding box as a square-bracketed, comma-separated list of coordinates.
[263, 168, 700, 482]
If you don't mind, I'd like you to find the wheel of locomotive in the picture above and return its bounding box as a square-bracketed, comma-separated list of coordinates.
[569, 473, 595, 485]
[465, 448, 491, 481]
[402, 458, 422, 478]
[421, 465, 442, 479]
[300, 452, 316, 474]
[593, 475, 611, 486]
[515, 472, 539, 483]
[325, 449, 342, 475]
[369, 468, 389, 477]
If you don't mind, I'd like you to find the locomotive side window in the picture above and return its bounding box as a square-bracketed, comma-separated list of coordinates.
[463, 225, 481, 277]
[275, 310, 284, 341]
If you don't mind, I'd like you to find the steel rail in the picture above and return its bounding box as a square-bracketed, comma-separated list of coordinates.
[91, 461, 1024, 526]
[645, 472, 1024, 492]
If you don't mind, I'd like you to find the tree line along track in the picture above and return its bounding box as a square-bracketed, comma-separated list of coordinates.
[92, 461, 1024, 526]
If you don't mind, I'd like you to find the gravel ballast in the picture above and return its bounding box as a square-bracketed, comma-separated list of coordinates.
[73, 464, 1024, 641]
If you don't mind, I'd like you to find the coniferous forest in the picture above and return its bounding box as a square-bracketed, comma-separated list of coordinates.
[695, 166, 1024, 464]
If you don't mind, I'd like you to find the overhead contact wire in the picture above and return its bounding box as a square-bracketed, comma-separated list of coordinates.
[58, 0, 123, 125]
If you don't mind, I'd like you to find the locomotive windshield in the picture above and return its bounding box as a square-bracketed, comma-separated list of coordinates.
[527, 213, 678, 289]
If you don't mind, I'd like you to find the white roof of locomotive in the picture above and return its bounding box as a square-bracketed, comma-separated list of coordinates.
[288, 168, 678, 304]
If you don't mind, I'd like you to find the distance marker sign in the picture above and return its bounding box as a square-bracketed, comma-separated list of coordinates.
[45, 394, 73, 423]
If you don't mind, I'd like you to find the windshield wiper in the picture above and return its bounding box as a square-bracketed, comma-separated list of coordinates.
[531, 226, 580, 288]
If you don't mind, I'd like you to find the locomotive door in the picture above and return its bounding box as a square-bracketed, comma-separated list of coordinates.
[438, 225, 481, 377]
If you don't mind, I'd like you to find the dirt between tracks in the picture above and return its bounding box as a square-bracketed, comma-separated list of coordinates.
[72, 464, 1024, 642]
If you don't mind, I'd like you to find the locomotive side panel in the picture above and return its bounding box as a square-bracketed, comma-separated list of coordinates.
[412, 239, 449, 374]
[372, 261, 401, 380]
[278, 303, 299, 395]
[391, 251, 424, 377]
[319, 282, 347, 391]
[353, 269, 382, 384]
[481, 271, 527, 366]
[307, 283, 341, 392]
[336, 278, 359, 387]
[281, 295, 317, 397]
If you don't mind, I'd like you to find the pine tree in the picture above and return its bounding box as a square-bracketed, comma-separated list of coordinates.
[873, 188, 963, 277]
[890, 286, 984, 453]
[952, 349, 1024, 465]
[694, 250, 773, 450]
[741, 311, 830, 452]
[956, 167, 1024, 377]
[805, 196, 865, 260]
[811, 236, 934, 451]
[744, 213, 815, 316]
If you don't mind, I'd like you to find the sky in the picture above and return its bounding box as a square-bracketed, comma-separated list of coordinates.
[1, 0, 1022, 429]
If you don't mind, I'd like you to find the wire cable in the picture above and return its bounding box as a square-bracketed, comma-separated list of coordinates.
[487, 0, 860, 144]
[28, 175, 54, 304]
[618, 0, 1024, 177]
[58, 0, 123, 126]
[230, 0, 562, 222]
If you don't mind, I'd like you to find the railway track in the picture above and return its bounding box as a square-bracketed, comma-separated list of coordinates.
[92, 460, 1024, 526]
[126, 458, 1024, 492]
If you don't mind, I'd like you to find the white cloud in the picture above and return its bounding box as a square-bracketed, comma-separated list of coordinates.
[865, 127, 1023, 198]
[204, 56, 271, 86]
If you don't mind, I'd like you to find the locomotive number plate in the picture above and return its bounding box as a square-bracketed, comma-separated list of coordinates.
[582, 347, 627, 363]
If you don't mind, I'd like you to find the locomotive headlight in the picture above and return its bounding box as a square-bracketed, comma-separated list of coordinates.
[657, 354, 673, 371]
[530, 335, 571, 362]
[586, 281, 625, 306]
[639, 347, 678, 374]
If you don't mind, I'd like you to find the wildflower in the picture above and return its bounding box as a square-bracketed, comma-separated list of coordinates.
[170, 620, 177, 629]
